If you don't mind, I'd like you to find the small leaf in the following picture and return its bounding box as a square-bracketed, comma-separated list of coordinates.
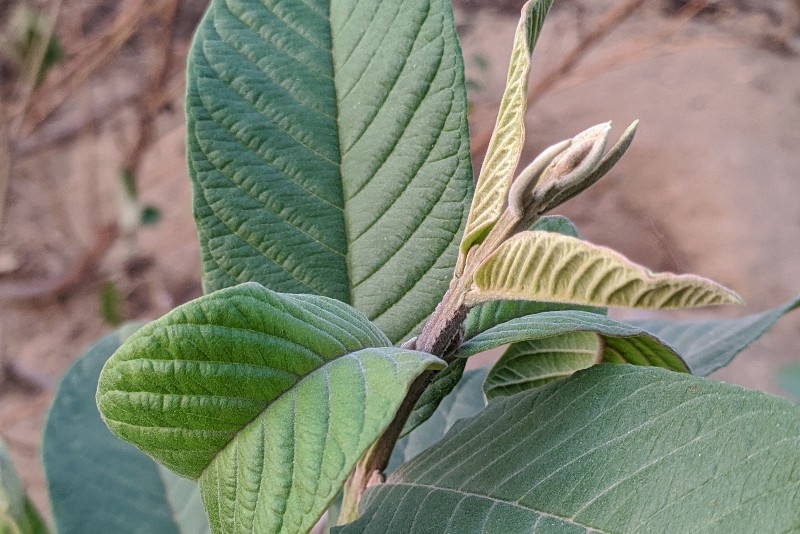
[389, 368, 487, 473]
[340, 365, 800, 534]
[630, 294, 800, 376]
[0, 437, 48, 534]
[457, 310, 688, 373]
[97, 283, 443, 534]
[464, 215, 604, 339]
[458, 0, 554, 263]
[483, 331, 601, 399]
[43, 325, 210, 534]
[469, 231, 741, 309]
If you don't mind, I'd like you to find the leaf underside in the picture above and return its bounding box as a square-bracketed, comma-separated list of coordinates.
[631, 294, 800, 376]
[97, 283, 442, 534]
[340, 365, 800, 533]
[186, 0, 473, 343]
[44, 326, 210, 534]
[471, 231, 741, 309]
[483, 331, 600, 399]
[459, 0, 553, 260]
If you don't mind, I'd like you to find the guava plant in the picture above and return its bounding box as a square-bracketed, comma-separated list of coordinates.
[3, 0, 799, 533]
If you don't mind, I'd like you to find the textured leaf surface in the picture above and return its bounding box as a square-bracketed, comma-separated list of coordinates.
[457, 311, 687, 373]
[459, 0, 553, 259]
[631, 294, 800, 376]
[1, 438, 47, 534]
[97, 283, 443, 534]
[483, 332, 600, 399]
[464, 216, 604, 339]
[340, 365, 800, 533]
[186, 0, 472, 343]
[470, 231, 741, 309]
[389, 368, 487, 473]
[43, 325, 210, 534]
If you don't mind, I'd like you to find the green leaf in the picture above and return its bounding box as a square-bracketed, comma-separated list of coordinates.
[469, 231, 742, 309]
[340, 365, 800, 533]
[389, 368, 487, 473]
[483, 331, 600, 399]
[457, 310, 688, 373]
[458, 0, 553, 262]
[186, 0, 472, 343]
[630, 294, 800, 376]
[0, 438, 48, 534]
[43, 325, 210, 534]
[97, 283, 443, 534]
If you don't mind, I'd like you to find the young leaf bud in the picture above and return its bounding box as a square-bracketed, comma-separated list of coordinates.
[507, 139, 571, 218]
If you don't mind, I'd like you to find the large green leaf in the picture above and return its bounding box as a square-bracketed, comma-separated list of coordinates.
[43, 325, 210, 534]
[186, 0, 472, 343]
[459, 0, 553, 261]
[469, 231, 741, 309]
[0, 438, 47, 534]
[340, 365, 800, 533]
[97, 283, 443, 534]
[457, 310, 688, 373]
[630, 294, 800, 376]
[389, 368, 487, 473]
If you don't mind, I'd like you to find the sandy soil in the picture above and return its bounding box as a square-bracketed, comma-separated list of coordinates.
[1, 0, 799, 522]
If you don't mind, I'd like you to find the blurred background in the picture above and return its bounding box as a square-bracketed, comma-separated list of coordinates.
[1, 0, 798, 521]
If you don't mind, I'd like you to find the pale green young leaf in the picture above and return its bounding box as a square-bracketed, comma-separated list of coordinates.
[483, 331, 601, 399]
[97, 283, 443, 534]
[458, 311, 687, 372]
[458, 0, 553, 262]
[44, 325, 210, 534]
[469, 230, 741, 309]
[631, 294, 800, 376]
[464, 215, 605, 339]
[187, 0, 472, 343]
[339, 365, 800, 533]
[0, 438, 48, 534]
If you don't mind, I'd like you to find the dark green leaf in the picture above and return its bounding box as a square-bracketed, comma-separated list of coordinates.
[341, 365, 800, 533]
[186, 0, 472, 343]
[630, 294, 800, 376]
[43, 325, 210, 534]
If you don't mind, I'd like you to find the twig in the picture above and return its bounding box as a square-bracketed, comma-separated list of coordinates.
[0, 224, 118, 302]
[21, 0, 165, 134]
